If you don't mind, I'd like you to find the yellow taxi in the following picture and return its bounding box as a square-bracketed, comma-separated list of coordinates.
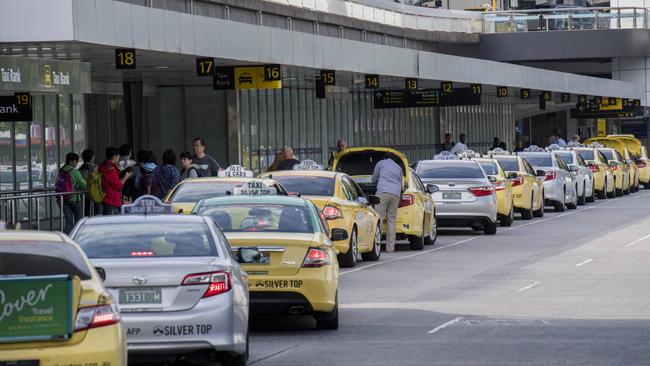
[260, 163, 382, 268]
[639, 145, 650, 189]
[164, 165, 288, 213]
[0, 232, 126, 365]
[489, 152, 545, 219]
[569, 145, 615, 198]
[597, 146, 631, 196]
[607, 135, 649, 189]
[585, 138, 638, 193]
[192, 195, 340, 330]
[472, 157, 515, 226]
[331, 147, 436, 251]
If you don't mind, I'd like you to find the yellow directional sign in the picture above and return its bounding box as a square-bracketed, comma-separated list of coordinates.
[234, 66, 282, 90]
[600, 98, 622, 111]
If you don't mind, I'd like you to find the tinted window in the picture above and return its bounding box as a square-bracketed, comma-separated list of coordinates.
[555, 152, 574, 164]
[596, 151, 608, 163]
[272, 176, 335, 196]
[197, 204, 315, 233]
[576, 149, 594, 160]
[170, 182, 241, 202]
[576, 154, 587, 167]
[477, 161, 499, 175]
[341, 177, 359, 201]
[494, 158, 520, 172]
[518, 154, 552, 167]
[74, 222, 217, 258]
[416, 162, 486, 179]
[599, 149, 614, 160]
[0, 243, 91, 280]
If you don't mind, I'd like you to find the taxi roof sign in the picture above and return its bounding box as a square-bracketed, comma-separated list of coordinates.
[122, 195, 173, 215]
[486, 148, 510, 156]
[457, 150, 481, 159]
[566, 141, 584, 148]
[588, 142, 605, 148]
[523, 145, 545, 152]
[293, 159, 324, 171]
[545, 144, 565, 151]
[233, 180, 277, 196]
[218, 165, 254, 178]
[433, 151, 459, 160]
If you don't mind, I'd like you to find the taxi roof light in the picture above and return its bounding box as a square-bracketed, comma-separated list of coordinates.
[487, 148, 511, 156]
[524, 145, 545, 152]
[433, 151, 459, 160]
[75, 304, 120, 331]
[302, 248, 331, 268]
[458, 150, 482, 159]
[545, 144, 565, 151]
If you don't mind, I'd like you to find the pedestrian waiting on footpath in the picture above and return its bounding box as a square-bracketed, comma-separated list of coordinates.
[55, 152, 87, 233]
[192, 137, 221, 177]
[98, 147, 133, 215]
[78, 148, 101, 216]
[151, 149, 180, 199]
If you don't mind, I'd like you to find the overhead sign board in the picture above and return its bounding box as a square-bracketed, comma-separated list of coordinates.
[115, 48, 136, 70]
[365, 74, 379, 89]
[213, 66, 235, 90]
[196, 58, 215, 77]
[373, 88, 480, 109]
[214, 65, 282, 90]
[0, 94, 33, 121]
[122, 195, 173, 215]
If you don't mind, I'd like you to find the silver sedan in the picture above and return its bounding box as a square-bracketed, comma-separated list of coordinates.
[70, 214, 250, 366]
[517, 151, 578, 212]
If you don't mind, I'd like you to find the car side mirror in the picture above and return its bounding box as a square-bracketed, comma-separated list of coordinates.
[488, 176, 498, 183]
[367, 195, 381, 205]
[238, 247, 262, 264]
[426, 184, 439, 193]
[506, 172, 518, 180]
[95, 267, 106, 281]
[536, 170, 546, 177]
[569, 165, 579, 172]
[330, 228, 349, 241]
[356, 196, 369, 205]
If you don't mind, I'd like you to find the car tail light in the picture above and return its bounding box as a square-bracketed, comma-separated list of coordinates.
[610, 164, 618, 171]
[510, 176, 524, 187]
[588, 164, 600, 173]
[544, 171, 556, 181]
[493, 180, 506, 191]
[130, 251, 155, 257]
[468, 186, 495, 197]
[302, 248, 331, 268]
[398, 194, 415, 208]
[637, 161, 647, 168]
[182, 271, 232, 298]
[322, 205, 342, 220]
[75, 304, 120, 331]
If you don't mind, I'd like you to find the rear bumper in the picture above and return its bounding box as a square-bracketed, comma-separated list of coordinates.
[434, 197, 497, 225]
[250, 292, 314, 315]
[543, 181, 564, 203]
[0, 324, 126, 366]
[436, 215, 496, 228]
[380, 204, 424, 237]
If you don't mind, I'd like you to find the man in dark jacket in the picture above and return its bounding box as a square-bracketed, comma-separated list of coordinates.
[99, 147, 132, 215]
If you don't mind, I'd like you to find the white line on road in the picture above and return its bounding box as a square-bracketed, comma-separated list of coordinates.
[623, 234, 650, 248]
[427, 317, 464, 334]
[575, 258, 594, 267]
[516, 281, 540, 293]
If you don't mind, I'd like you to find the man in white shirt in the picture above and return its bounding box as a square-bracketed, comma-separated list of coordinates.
[450, 133, 468, 155]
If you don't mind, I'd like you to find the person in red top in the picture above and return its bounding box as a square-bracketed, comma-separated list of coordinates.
[99, 147, 133, 215]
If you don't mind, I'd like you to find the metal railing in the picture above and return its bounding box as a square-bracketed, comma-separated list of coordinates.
[483, 7, 648, 33]
[0, 190, 94, 232]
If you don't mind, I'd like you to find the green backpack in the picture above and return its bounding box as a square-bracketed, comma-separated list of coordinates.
[87, 168, 108, 204]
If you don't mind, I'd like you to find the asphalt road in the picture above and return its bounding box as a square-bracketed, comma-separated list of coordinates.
[248, 191, 650, 366]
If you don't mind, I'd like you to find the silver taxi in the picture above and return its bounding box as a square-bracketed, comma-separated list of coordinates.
[70, 197, 251, 366]
[550, 146, 595, 205]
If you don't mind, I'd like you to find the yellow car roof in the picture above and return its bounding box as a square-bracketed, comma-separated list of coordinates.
[0, 231, 67, 243]
[339, 146, 407, 158]
[259, 170, 340, 179]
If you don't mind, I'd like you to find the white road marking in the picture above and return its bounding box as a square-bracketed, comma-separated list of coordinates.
[427, 317, 464, 334]
[516, 281, 540, 293]
[575, 258, 594, 267]
[624, 234, 650, 248]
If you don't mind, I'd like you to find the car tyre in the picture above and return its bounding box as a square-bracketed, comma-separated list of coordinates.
[577, 184, 586, 205]
[521, 199, 534, 220]
[409, 233, 425, 251]
[533, 192, 544, 217]
[424, 217, 437, 245]
[361, 223, 382, 261]
[337, 228, 358, 268]
[316, 295, 339, 330]
[567, 186, 578, 209]
[586, 185, 595, 203]
[484, 221, 498, 235]
[554, 190, 566, 212]
[500, 207, 514, 227]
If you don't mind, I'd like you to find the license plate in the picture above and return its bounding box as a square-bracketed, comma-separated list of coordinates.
[442, 192, 462, 200]
[119, 288, 162, 305]
[0, 362, 39, 366]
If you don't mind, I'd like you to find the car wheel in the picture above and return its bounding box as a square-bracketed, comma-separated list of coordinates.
[608, 179, 617, 198]
[424, 216, 437, 245]
[484, 221, 497, 235]
[567, 186, 578, 209]
[521, 198, 533, 220]
[616, 185, 623, 197]
[361, 223, 382, 261]
[337, 228, 357, 268]
[500, 207, 514, 227]
[316, 295, 339, 330]
[645, 183, 650, 190]
[533, 192, 544, 217]
[597, 183, 607, 199]
[554, 190, 566, 212]
[408, 232, 424, 251]
[586, 184, 595, 203]
[577, 184, 586, 205]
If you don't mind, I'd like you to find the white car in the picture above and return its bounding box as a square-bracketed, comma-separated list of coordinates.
[517, 149, 578, 212]
[551, 149, 595, 205]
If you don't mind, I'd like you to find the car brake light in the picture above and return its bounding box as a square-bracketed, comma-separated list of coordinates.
[468, 186, 495, 197]
[589, 164, 600, 173]
[544, 171, 556, 181]
[493, 180, 506, 191]
[398, 194, 415, 208]
[637, 161, 647, 168]
[510, 176, 524, 187]
[302, 248, 331, 268]
[182, 271, 232, 298]
[610, 164, 617, 171]
[322, 205, 342, 220]
[130, 251, 155, 257]
[75, 304, 120, 331]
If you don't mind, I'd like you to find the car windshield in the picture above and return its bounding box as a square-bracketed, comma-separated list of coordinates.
[576, 150, 594, 160]
[0, 243, 92, 280]
[416, 162, 485, 179]
[599, 150, 614, 160]
[197, 204, 315, 233]
[477, 161, 499, 175]
[271, 176, 335, 196]
[518, 154, 552, 167]
[169, 181, 243, 202]
[493, 158, 519, 171]
[74, 222, 218, 258]
[555, 152, 574, 164]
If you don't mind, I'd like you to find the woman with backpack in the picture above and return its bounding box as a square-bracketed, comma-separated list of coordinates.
[78, 149, 99, 216]
[55, 152, 86, 233]
[179, 151, 199, 180]
[98, 147, 133, 215]
[151, 149, 180, 199]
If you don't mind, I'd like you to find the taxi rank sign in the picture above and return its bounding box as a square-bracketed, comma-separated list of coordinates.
[0, 94, 33, 121]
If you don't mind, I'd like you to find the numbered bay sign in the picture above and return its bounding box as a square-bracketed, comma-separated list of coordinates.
[218, 165, 254, 178]
[234, 180, 277, 195]
[293, 159, 324, 171]
[122, 195, 173, 215]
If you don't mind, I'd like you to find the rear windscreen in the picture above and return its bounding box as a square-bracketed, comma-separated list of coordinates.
[74, 222, 218, 258]
[335, 152, 405, 177]
[494, 158, 519, 171]
[518, 154, 552, 167]
[0, 243, 91, 280]
[599, 149, 614, 160]
[169, 182, 240, 202]
[555, 152, 574, 164]
[477, 161, 499, 175]
[197, 204, 315, 233]
[576, 150, 594, 160]
[271, 176, 335, 196]
[416, 162, 485, 179]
